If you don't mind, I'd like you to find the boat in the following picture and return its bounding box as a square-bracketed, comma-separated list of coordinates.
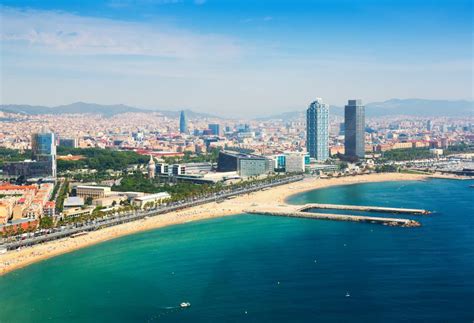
[180, 302, 191, 308]
[345, 292, 351, 297]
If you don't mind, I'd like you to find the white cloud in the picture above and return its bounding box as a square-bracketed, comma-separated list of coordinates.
[0, 6, 471, 115]
[0, 6, 241, 59]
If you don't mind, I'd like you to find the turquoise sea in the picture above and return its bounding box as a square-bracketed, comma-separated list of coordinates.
[1, 179, 473, 322]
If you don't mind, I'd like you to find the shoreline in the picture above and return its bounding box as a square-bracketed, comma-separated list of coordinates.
[0, 172, 454, 276]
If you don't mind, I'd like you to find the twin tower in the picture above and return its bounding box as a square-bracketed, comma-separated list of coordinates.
[306, 98, 365, 161]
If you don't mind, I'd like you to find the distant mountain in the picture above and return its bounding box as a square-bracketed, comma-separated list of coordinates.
[255, 106, 343, 121]
[0, 102, 147, 117]
[0, 102, 218, 118]
[156, 109, 218, 119]
[2, 99, 471, 119]
[365, 99, 473, 117]
[259, 99, 473, 120]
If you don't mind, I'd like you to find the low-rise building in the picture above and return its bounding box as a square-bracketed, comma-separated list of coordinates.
[430, 148, 444, 157]
[63, 207, 93, 218]
[43, 201, 55, 217]
[76, 185, 111, 199]
[285, 152, 306, 173]
[64, 196, 85, 208]
[132, 192, 171, 209]
[93, 196, 127, 208]
[217, 151, 273, 177]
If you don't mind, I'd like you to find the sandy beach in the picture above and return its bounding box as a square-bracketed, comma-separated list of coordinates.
[0, 173, 432, 276]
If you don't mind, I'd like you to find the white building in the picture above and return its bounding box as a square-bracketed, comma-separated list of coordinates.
[76, 186, 111, 199]
[430, 148, 444, 157]
[285, 152, 306, 173]
[132, 192, 171, 209]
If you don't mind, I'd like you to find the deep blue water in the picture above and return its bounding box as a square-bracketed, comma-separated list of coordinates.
[0, 179, 473, 322]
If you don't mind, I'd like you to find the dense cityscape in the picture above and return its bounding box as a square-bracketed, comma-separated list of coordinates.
[1, 0, 473, 321]
[0, 98, 472, 241]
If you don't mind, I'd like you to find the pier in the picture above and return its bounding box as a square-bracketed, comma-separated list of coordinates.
[297, 203, 430, 215]
[244, 202, 426, 227]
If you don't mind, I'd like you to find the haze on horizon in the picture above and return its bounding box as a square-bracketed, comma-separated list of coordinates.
[0, 0, 472, 117]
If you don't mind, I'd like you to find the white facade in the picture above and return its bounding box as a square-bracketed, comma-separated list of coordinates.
[132, 192, 171, 208]
[285, 153, 305, 173]
[76, 186, 111, 199]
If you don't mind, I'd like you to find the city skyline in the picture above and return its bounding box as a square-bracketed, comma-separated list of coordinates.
[1, 0, 472, 116]
[1, 1, 473, 321]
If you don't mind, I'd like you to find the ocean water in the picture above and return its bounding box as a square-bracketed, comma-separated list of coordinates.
[0, 179, 473, 322]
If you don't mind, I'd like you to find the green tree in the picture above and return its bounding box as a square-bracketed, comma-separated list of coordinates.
[39, 216, 54, 229]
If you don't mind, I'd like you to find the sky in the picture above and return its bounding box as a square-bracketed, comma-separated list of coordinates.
[0, 0, 472, 117]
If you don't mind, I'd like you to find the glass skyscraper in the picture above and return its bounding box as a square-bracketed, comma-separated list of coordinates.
[306, 98, 329, 161]
[179, 110, 188, 134]
[208, 123, 222, 136]
[32, 130, 56, 177]
[344, 99, 365, 159]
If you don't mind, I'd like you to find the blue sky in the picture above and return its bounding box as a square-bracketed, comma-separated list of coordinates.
[0, 0, 472, 116]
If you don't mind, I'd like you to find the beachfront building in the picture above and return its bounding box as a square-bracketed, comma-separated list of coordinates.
[307, 98, 329, 161]
[93, 196, 127, 208]
[63, 207, 93, 218]
[217, 151, 273, 177]
[272, 152, 307, 173]
[285, 152, 306, 173]
[344, 99, 366, 159]
[132, 192, 171, 209]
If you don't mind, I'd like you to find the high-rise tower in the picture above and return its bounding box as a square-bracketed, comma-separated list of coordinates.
[344, 99, 365, 159]
[179, 110, 188, 134]
[306, 98, 329, 161]
[32, 128, 57, 177]
[427, 120, 433, 132]
[208, 124, 222, 136]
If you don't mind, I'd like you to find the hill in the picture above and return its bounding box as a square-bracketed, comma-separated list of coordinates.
[258, 99, 473, 120]
[0, 102, 218, 118]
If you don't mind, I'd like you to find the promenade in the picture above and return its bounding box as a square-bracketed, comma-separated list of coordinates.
[1, 176, 304, 251]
